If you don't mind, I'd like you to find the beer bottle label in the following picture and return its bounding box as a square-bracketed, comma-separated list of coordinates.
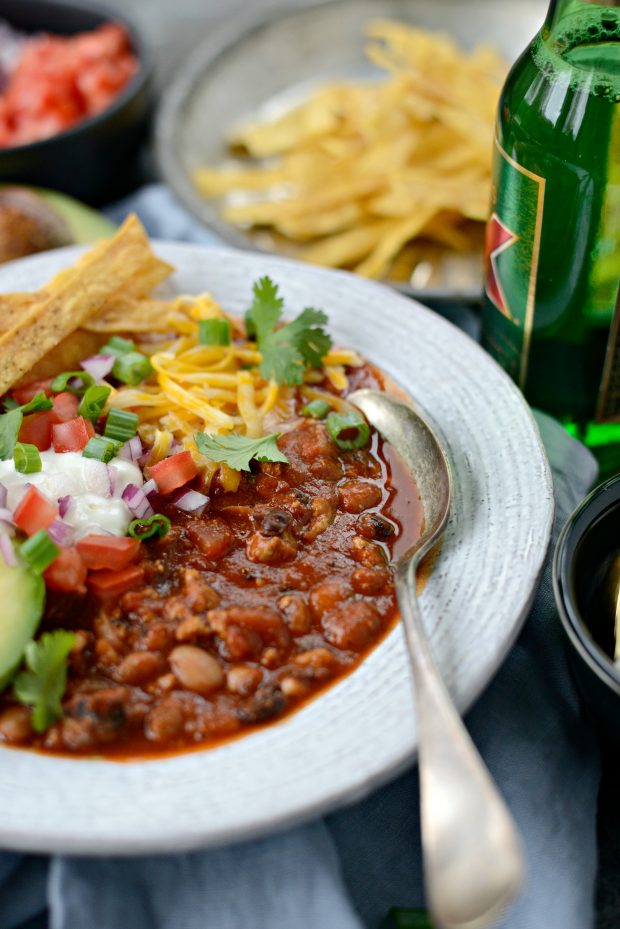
[483, 140, 546, 389]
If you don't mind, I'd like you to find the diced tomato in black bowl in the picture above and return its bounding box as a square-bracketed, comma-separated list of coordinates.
[0, 0, 152, 204]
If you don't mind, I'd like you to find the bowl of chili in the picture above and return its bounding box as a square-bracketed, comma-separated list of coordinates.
[0, 0, 152, 204]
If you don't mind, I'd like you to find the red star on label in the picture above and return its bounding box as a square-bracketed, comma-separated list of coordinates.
[484, 213, 519, 320]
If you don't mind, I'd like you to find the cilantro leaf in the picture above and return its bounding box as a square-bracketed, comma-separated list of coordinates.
[245, 276, 284, 343]
[0, 408, 23, 460]
[0, 392, 53, 460]
[13, 631, 76, 733]
[195, 432, 289, 471]
[244, 278, 332, 385]
[259, 308, 332, 385]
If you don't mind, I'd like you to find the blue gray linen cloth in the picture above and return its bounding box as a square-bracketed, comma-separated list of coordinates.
[0, 185, 602, 929]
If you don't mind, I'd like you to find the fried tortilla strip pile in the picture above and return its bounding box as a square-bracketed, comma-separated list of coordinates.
[0, 215, 173, 395]
[194, 20, 505, 281]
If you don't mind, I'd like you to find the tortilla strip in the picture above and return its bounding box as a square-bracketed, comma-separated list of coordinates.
[0, 215, 173, 395]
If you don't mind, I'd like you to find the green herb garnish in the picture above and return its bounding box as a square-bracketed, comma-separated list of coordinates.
[78, 385, 111, 422]
[245, 277, 332, 385]
[195, 431, 289, 471]
[19, 530, 59, 575]
[112, 351, 153, 386]
[326, 410, 370, 450]
[104, 408, 139, 443]
[301, 398, 331, 419]
[50, 371, 95, 394]
[13, 442, 42, 474]
[128, 514, 171, 540]
[199, 318, 232, 346]
[13, 630, 76, 733]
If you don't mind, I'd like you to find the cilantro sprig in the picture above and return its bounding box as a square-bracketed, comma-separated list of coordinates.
[13, 630, 76, 733]
[196, 431, 289, 472]
[245, 277, 332, 385]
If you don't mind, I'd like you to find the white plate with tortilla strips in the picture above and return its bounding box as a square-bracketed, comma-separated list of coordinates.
[0, 242, 553, 855]
[156, 0, 545, 302]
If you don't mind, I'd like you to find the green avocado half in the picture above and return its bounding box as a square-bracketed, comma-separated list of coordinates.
[0, 554, 45, 690]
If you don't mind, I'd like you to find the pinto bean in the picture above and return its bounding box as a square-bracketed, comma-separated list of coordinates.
[320, 601, 382, 651]
[309, 580, 352, 620]
[0, 706, 32, 742]
[350, 535, 387, 568]
[280, 676, 311, 699]
[115, 651, 164, 685]
[278, 593, 312, 635]
[338, 480, 382, 514]
[226, 665, 263, 696]
[246, 531, 297, 565]
[169, 646, 224, 695]
[351, 567, 390, 596]
[187, 519, 234, 560]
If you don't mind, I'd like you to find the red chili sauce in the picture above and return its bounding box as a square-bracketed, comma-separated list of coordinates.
[0, 364, 422, 757]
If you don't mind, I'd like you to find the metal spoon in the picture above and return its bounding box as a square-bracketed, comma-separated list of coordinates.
[349, 388, 525, 929]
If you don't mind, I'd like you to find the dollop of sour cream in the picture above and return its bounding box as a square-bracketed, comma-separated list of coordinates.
[0, 451, 143, 539]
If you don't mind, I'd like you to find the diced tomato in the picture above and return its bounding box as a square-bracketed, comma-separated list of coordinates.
[13, 486, 59, 536]
[18, 410, 59, 451]
[11, 379, 54, 405]
[148, 451, 198, 495]
[87, 564, 145, 598]
[76, 535, 141, 571]
[52, 392, 80, 422]
[52, 416, 95, 452]
[44, 547, 87, 594]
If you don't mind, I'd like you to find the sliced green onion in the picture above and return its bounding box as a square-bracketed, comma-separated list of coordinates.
[20, 392, 53, 415]
[51, 371, 94, 395]
[78, 385, 111, 422]
[198, 318, 232, 346]
[128, 513, 171, 540]
[13, 442, 42, 474]
[112, 352, 153, 386]
[104, 408, 139, 443]
[20, 530, 59, 574]
[301, 398, 331, 420]
[100, 335, 136, 357]
[326, 410, 371, 450]
[82, 436, 121, 463]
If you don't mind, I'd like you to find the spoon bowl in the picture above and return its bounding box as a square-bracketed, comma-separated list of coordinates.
[349, 388, 525, 929]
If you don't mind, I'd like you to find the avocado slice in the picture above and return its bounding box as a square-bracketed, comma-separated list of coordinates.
[0, 184, 115, 264]
[0, 551, 45, 690]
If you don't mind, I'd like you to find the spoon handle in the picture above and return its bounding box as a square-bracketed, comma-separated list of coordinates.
[396, 562, 525, 929]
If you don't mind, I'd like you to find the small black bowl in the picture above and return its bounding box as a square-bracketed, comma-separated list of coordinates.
[553, 474, 620, 742]
[0, 0, 152, 204]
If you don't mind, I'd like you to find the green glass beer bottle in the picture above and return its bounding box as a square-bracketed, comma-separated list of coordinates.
[481, 0, 620, 474]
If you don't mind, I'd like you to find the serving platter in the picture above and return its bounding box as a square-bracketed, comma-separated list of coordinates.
[0, 242, 553, 855]
[156, 0, 545, 303]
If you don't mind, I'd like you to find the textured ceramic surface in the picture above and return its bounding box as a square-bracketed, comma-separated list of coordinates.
[156, 0, 545, 302]
[0, 243, 554, 855]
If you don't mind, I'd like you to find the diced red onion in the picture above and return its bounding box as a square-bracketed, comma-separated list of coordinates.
[0, 483, 7, 508]
[58, 495, 72, 518]
[121, 483, 154, 519]
[0, 535, 16, 567]
[48, 519, 75, 548]
[0, 508, 13, 525]
[82, 459, 113, 497]
[80, 354, 115, 380]
[174, 490, 209, 515]
[141, 478, 158, 498]
[118, 436, 142, 462]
